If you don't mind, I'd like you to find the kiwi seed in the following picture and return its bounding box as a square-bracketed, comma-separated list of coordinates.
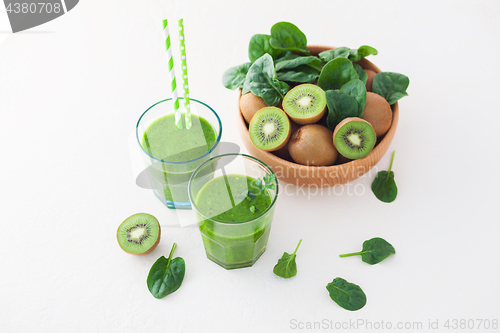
[117, 213, 161, 255]
[333, 117, 376, 159]
[282, 84, 327, 125]
[288, 124, 338, 166]
[240, 92, 268, 124]
[362, 92, 392, 137]
[249, 107, 291, 151]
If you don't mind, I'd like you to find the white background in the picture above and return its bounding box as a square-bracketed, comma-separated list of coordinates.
[1, 1, 499, 332]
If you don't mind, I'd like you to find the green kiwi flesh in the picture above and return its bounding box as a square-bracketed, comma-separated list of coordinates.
[117, 213, 161, 255]
[249, 107, 291, 151]
[282, 84, 327, 125]
[333, 117, 376, 159]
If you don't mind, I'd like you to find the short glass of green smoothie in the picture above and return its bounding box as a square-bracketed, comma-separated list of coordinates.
[136, 98, 222, 209]
[189, 154, 278, 270]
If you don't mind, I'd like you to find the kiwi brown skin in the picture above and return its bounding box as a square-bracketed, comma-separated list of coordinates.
[240, 92, 268, 124]
[364, 70, 376, 92]
[362, 92, 392, 137]
[288, 124, 338, 166]
[273, 120, 301, 161]
[334, 154, 353, 165]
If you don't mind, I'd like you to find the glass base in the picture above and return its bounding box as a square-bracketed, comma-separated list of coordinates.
[153, 190, 192, 210]
[205, 246, 266, 270]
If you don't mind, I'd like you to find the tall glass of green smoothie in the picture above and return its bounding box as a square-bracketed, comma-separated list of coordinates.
[189, 154, 278, 269]
[136, 98, 222, 209]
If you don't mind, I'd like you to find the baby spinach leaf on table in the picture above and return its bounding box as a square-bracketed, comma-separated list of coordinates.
[353, 64, 368, 85]
[273, 239, 302, 278]
[349, 45, 378, 62]
[242, 54, 289, 107]
[275, 54, 322, 72]
[277, 65, 319, 83]
[339, 237, 396, 265]
[372, 72, 409, 105]
[318, 57, 358, 92]
[318, 47, 351, 64]
[371, 151, 398, 203]
[325, 90, 359, 131]
[326, 277, 366, 311]
[222, 62, 251, 90]
[340, 79, 367, 117]
[147, 243, 185, 299]
[269, 21, 311, 55]
[248, 34, 283, 62]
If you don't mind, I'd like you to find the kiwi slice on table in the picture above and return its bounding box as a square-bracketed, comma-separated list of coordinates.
[282, 84, 327, 125]
[117, 213, 161, 255]
[333, 117, 376, 159]
[249, 107, 291, 151]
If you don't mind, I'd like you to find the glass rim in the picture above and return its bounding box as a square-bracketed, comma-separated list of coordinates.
[136, 97, 223, 165]
[188, 153, 279, 224]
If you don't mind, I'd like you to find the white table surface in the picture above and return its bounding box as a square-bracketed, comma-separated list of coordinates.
[1, 1, 499, 332]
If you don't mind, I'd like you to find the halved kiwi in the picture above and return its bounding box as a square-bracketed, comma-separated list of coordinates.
[117, 213, 161, 255]
[282, 84, 327, 125]
[249, 107, 291, 151]
[333, 117, 376, 159]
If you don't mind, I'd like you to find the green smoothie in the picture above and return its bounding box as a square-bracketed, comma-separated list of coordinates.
[141, 113, 217, 207]
[195, 174, 274, 269]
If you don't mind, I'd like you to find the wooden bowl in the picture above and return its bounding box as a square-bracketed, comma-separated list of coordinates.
[236, 45, 399, 187]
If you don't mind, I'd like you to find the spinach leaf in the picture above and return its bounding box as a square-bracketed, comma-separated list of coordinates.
[372, 72, 409, 105]
[353, 64, 368, 85]
[326, 277, 366, 311]
[339, 237, 396, 265]
[340, 79, 367, 117]
[269, 21, 311, 55]
[273, 239, 302, 278]
[275, 54, 322, 72]
[325, 90, 359, 131]
[222, 62, 251, 90]
[248, 34, 283, 62]
[147, 243, 185, 299]
[317, 57, 358, 92]
[349, 45, 378, 62]
[318, 47, 350, 64]
[277, 65, 319, 83]
[242, 54, 289, 106]
[371, 151, 398, 202]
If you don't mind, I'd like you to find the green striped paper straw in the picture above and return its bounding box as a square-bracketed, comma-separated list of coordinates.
[163, 19, 182, 129]
[178, 19, 192, 129]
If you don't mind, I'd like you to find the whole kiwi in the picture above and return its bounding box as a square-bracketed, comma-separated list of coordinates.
[365, 69, 376, 92]
[273, 120, 301, 161]
[288, 124, 338, 166]
[362, 92, 392, 137]
[240, 92, 268, 124]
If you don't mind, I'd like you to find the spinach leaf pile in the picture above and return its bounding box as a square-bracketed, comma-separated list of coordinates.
[222, 21, 409, 123]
